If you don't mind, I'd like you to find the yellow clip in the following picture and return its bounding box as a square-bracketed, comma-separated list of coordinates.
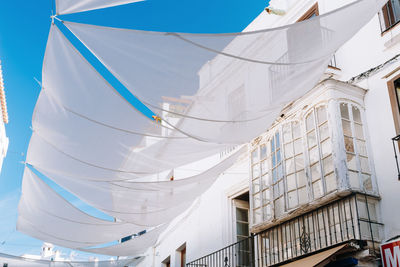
[152, 115, 162, 123]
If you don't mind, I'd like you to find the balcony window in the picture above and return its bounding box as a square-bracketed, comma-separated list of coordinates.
[250, 105, 335, 222]
[379, 0, 400, 32]
[250, 99, 378, 226]
[340, 103, 373, 192]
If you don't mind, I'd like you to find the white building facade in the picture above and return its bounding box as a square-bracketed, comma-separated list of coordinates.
[137, 0, 400, 266]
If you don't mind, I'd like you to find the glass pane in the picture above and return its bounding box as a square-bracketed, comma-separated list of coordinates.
[283, 124, 292, 142]
[285, 143, 294, 158]
[288, 191, 298, 209]
[295, 154, 304, 170]
[360, 221, 371, 240]
[297, 170, 306, 187]
[261, 160, 268, 175]
[344, 136, 354, 152]
[294, 139, 303, 155]
[252, 163, 260, 178]
[253, 208, 262, 224]
[316, 106, 327, 124]
[356, 140, 367, 156]
[321, 138, 332, 158]
[367, 200, 378, 221]
[352, 106, 362, 123]
[254, 193, 261, 208]
[309, 146, 319, 164]
[262, 174, 269, 188]
[277, 164, 283, 179]
[360, 156, 370, 173]
[340, 103, 349, 119]
[372, 224, 382, 241]
[286, 157, 295, 174]
[272, 168, 277, 182]
[298, 187, 308, 204]
[319, 122, 329, 141]
[325, 173, 337, 192]
[263, 188, 271, 202]
[237, 222, 249, 236]
[354, 123, 364, 139]
[347, 153, 357, 170]
[362, 174, 373, 192]
[293, 122, 301, 139]
[263, 204, 272, 220]
[349, 170, 360, 188]
[276, 132, 281, 148]
[278, 180, 284, 195]
[273, 184, 279, 198]
[277, 150, 282, 164]
[260, 144, 267, 159]
[356, 198, 368, 220]
[306, 112, 315, 131]
[313, 180, 323, 199]
[287, 174, 297, 191]
[274, 197, 284, 217]
[272, 153, 276, 167]
[311, 162, 321, 181]
[252, 149, 259, 163]
[253, 182, 260, 193]
[323, 155, 334, 175]
[307, 130, 317, 148]
[271, 137, 276, 152]
[236, 208, 248, 222]
[342, 120, 352, 136]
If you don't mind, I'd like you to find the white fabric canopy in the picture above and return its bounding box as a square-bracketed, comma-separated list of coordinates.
[56, 0, 144, 15]
[32, 0, 385, 185]
[0, 253, 142, 267]
[30, 146, 245, 226]
[19, 0, 387, 256]
[17, 168, 153, 248]
[64, 0, 382, 145]
[81, 224, 168, 256]
[31, 25, 226, 182]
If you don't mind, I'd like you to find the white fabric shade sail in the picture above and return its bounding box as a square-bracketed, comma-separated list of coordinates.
[17, 168, 158, 248]
[81, 224, 168, 256]
[18, 0, 387, 257]
[56, 0, 145, 15]
[18, 146, 244, 249]
[0, 252, 142, 267]
[32, 146, 245, 226]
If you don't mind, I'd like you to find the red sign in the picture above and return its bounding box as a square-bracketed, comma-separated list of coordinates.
[381, 240, 400, 267]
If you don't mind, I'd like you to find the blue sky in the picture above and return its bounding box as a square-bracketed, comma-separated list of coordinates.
[0, 0, 267, 260]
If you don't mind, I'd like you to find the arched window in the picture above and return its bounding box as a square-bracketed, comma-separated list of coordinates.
[282, 121, 307, 209]
[340, 103, 372, 192]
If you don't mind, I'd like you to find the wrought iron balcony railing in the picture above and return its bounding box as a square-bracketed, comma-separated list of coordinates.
[187, 193, 382, 267]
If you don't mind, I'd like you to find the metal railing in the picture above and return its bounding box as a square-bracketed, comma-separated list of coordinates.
[187, 194, 382, 267]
